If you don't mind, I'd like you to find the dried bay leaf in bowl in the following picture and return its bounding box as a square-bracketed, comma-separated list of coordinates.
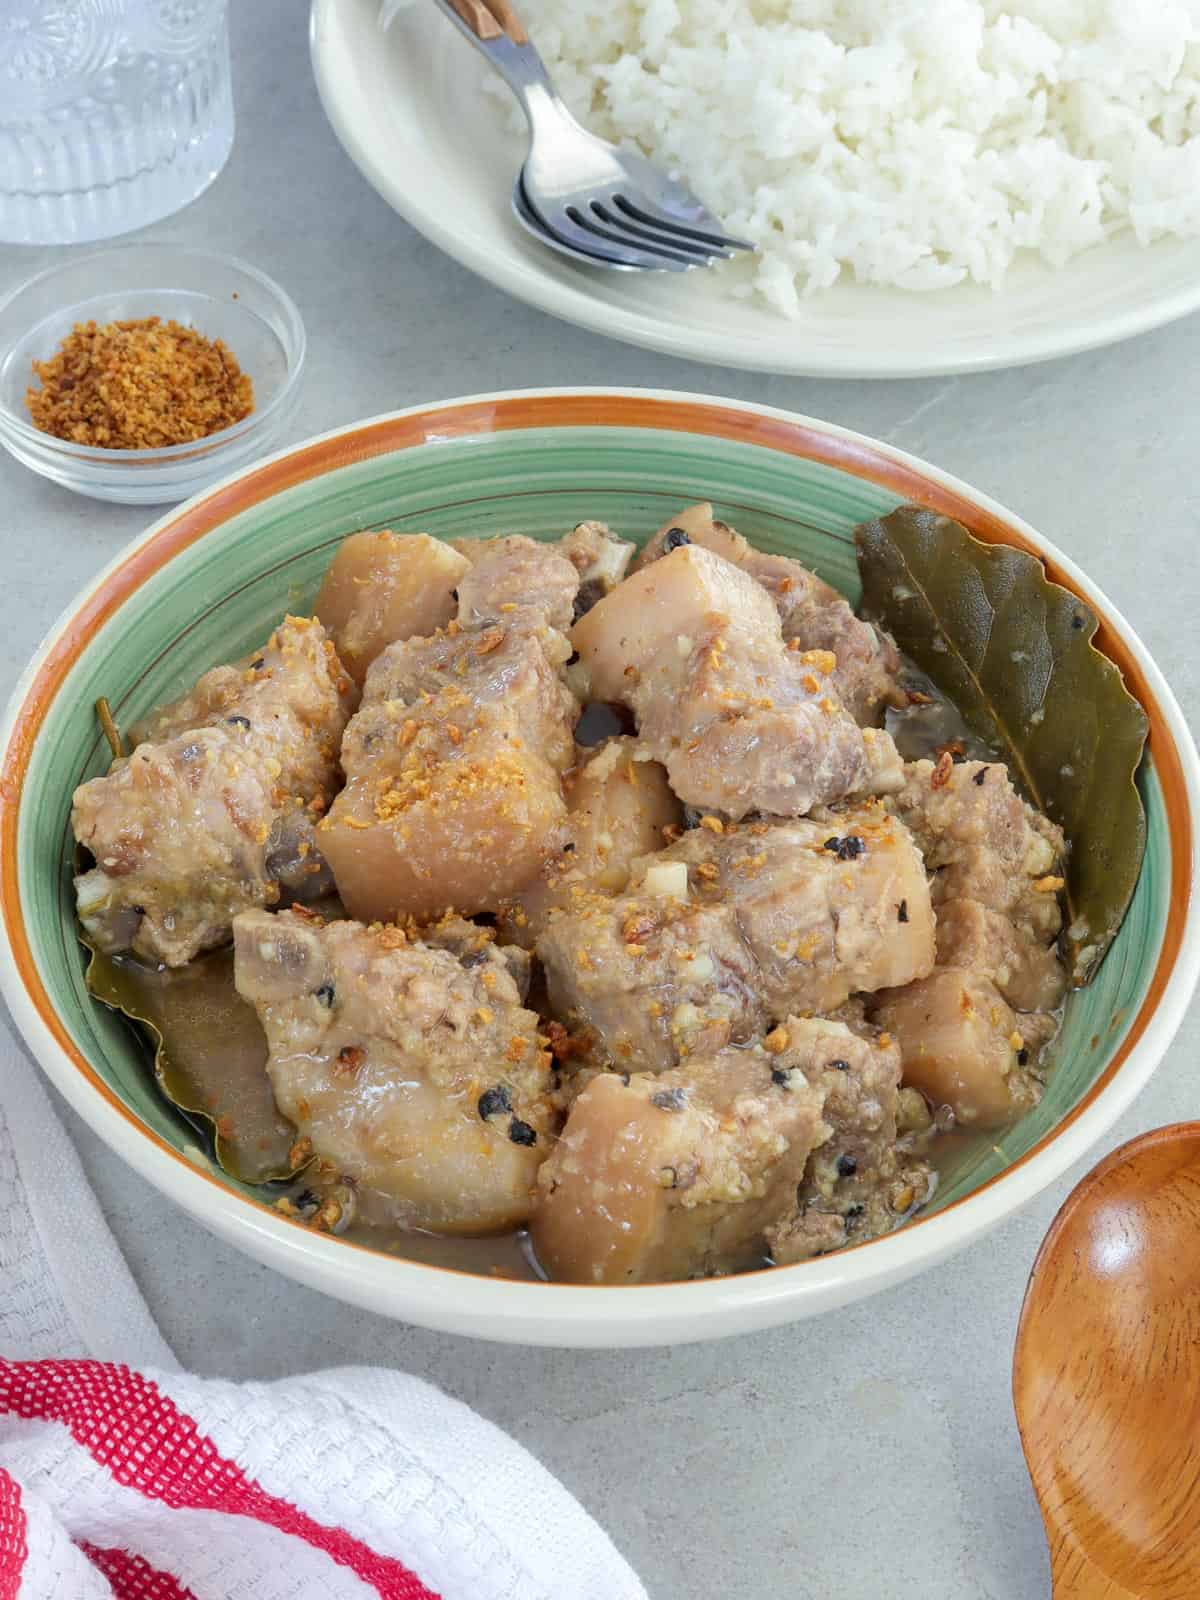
[855, 506, 1149, 986]
[83, 939, 302, 1184]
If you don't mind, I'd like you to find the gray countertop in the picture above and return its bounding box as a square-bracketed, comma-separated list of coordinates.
[3, 5, 1198, 1596]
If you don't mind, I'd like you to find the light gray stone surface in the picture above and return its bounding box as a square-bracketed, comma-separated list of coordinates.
[2, 5, 1198, 1596]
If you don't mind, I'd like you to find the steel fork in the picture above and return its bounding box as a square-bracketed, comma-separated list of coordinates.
[431, 0, 755, 271]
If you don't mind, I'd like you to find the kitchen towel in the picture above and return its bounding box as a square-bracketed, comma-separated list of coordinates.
[0, 1014, 648, 1600]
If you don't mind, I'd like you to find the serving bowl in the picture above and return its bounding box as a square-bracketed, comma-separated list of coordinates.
[0, 244, 306, 505]
[2, 389, 1196, 1347]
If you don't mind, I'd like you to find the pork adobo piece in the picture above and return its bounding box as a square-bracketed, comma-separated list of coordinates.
[572, 542, 878, 818]
[75, 508, 1070, 1283]
[633, 503, 902, 725]
[233, 909, 553, 1233]
[74, 615, 356, 967]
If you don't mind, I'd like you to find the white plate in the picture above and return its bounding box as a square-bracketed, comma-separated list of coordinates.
[311, 0, 1200, 380]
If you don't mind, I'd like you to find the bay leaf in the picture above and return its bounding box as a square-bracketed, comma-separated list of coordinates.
[855, 506, 1148, 986]
[84, 939, 303, 1184]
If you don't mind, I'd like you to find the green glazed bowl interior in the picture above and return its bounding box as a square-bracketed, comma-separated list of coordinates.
[5, 392, 1194, 1343]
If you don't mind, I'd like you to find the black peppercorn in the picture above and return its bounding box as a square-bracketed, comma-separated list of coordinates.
[829, 1059, 850, 1072]
[897, 899, 909, 923]
[478, 1085, 513, 1121]
[509, 1118, 537, 1146]
[973, 768, 987, 786]
[314, 983, 335, 1007]
[823, 835, 864, 861]
[837, 1154, 858, 1178]
[225, 715, 251, 730]
[664, 527, 690, 551]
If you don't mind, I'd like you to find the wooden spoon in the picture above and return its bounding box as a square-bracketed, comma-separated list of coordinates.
[1013, 1124, 1200, 1599]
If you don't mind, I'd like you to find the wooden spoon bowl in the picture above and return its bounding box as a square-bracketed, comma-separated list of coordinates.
[1013, 1124, 1200, 1599]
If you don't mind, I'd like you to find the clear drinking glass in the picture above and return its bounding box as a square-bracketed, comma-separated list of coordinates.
[0, 1, 234, 246]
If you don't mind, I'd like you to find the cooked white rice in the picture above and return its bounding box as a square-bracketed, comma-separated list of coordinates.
[390, 0, 1200, 315]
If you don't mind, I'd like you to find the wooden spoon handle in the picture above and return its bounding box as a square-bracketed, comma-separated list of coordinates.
[443, 0, 528, 44]
[1050, 1539, 1142, 1600]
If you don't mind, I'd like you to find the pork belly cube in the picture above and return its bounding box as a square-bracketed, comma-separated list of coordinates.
[530, 1046, 829, 1284]
[655, 626, 867, 820]
[872, 969, 1055, 1129]
[537, 887, 763, 1074]
[730, 809, 936, 1011]
[633, 503, 901, 724]
[454, 534, 580, 632]
[321, 699, 569, 923]
[765, 1016, 932, 1264]
[894, 758, 1066, 941]
[313, 530, 468, 684]
[935, 898, 1067, 1014]
[233, 909, 554, 1233]
[499, 737, 682, 948]
[630, 806, 935, 1018]
[128, 614, 356, 803]
[574, 539, 776, 702]
[328, 612, 580, 923]
[74, 729, 279, 966]
[363, 620, 578, 772]
[75, 617, 355, 966]
[571, 544, 868, 818]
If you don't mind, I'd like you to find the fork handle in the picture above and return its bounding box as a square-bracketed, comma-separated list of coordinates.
[429, 0, 562, 129]
[444, 0, 527, 44]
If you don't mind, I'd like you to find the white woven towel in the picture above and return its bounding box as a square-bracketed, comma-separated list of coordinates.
[0, 1013, 648, 1600]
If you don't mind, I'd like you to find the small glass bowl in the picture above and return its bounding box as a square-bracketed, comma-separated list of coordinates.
[0, 244, 306, 505]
